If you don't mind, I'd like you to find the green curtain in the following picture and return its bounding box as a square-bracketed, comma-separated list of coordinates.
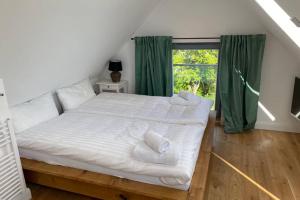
[219, 35, 266, 133]
[135, 36, 173, 96]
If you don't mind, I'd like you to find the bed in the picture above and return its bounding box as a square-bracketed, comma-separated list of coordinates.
[15, 92, 215, 200]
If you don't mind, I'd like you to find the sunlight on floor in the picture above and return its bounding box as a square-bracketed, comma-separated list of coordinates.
[211, 152, 280, 200]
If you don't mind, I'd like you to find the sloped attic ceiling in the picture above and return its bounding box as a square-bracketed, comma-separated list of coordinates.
[245, 0, 300, 62]
[276, 0, 300, 20]
[0, 0, 160, 105]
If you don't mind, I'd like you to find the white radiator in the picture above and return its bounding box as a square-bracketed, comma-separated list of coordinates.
[0, 79, 31, 200]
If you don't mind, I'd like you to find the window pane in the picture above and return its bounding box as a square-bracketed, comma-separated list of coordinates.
[173, 49, 218, 110]
[173, 49, 218, 65]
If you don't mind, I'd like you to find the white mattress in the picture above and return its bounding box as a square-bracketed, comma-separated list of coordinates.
[72, 93, 213, 126]
[16, 112, 206, 190]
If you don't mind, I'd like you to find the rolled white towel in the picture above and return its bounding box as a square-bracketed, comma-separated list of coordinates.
[132, 142, 179, 165]
[144, 130, 170, 153]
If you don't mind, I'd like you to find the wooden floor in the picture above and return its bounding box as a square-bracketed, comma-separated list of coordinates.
[28, 126, 300, 200]
[205, 126, 300, 200]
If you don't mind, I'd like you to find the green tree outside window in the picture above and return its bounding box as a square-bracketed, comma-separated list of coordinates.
[173, 49, 218, 109]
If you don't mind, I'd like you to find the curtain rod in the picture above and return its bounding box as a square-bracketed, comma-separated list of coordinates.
[131, 37, 220, 40]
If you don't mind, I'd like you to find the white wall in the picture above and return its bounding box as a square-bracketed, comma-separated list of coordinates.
[114, 0, 300, 133]
[0, 0, 160, 105]
[113, 41, 136, 93]
[256, 35, 300, 132]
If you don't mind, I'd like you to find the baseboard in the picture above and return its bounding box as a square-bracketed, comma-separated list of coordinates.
[255, 121, 300, 133]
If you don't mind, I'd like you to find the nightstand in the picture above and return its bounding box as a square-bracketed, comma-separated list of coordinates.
[96, 80, 128, 93]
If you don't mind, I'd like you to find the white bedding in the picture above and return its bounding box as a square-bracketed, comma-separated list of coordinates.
[19, 149, 190, 190]
[16, 112, 205, 189]
[72, 93, 213, 126]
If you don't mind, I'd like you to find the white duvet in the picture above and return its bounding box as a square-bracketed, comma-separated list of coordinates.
[72, 93, 213, 126]
[16, 112, 205, 186]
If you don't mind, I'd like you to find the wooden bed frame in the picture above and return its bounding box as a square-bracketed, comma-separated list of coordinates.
[21, 112, 215, 200]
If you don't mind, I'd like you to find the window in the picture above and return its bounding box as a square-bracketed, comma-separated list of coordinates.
[172, 43, 220, 110]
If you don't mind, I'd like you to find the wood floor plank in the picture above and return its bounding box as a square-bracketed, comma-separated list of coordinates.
[207, 126, 300, 200]
[204, 156, 273, 200]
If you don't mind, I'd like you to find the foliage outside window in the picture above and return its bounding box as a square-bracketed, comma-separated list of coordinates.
[173, 49, 218, 108]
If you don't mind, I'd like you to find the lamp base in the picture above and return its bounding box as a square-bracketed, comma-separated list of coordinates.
[110, 71, 121, 82]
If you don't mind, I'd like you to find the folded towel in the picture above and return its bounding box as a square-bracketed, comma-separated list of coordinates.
[178, 91, 201, 102]
[144, 130, 170, 153]
[169, 95, 200, 106]
[178, 90, 192, 100]
[132, 142, 179, 165]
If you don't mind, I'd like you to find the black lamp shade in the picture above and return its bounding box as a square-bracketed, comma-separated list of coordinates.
[109, 60, 122, 71]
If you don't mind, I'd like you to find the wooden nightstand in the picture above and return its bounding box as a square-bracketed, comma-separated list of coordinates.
[96, 80, 128, 93]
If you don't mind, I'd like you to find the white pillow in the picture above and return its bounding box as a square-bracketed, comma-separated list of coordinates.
[11, 93, 59, 133]
[56, 79, 95, 111]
